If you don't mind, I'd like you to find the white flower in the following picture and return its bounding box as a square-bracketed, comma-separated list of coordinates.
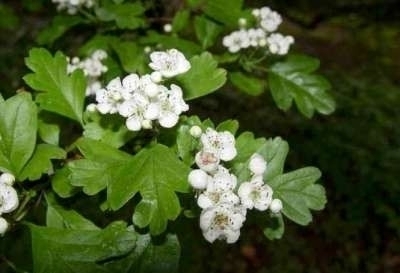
[197, 182, 239, 209]
[0, 173, 15, 186]
[195, 151, 220, 173]
[248, 153, 267, 175]
[266, 33, 294, 55]
[52, 0, 94, 14]
[67, 49, 108, 95]
[200, 203, 246, 243]
[247, 28, 267, 47]
[200, 128, 237, 161]
[212, 166, 237, 191]
[0, 185, 19, 214]
[188, 169, 211, 190]
[238, 179, 273, 211]
[270, 198, 283, 213]
[189, 125, 202, 138]
[149, 49, 191, 78]
[258, 7, 282, 32]
[222, 30, 250, 53]
[157, 84, 189, 128]
[0, 217, 8, 235]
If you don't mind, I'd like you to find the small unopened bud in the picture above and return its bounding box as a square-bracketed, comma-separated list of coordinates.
[163, 23, 172, 33]
[249, 153, 267, 175]
[141, 119, 153, 129]
[0, 173, 15, 186]
[189, 126, 202, 138]
[270, 198, 283, 213]
[188, 169, 209, 190]
[0, 217, 8, 235]
[144, 46, 152, 54]
[150, 71, 162, 83]
[238, 18, 247, 28]
[86, 103, 97, 112]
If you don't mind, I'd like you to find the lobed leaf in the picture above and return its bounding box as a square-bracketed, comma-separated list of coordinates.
[268, 167, 326, 225]
[177, 52, 227, 100]
[268, 54, 336, 118]
[108, 144, 190, 235]
[23, 48, 86, 124]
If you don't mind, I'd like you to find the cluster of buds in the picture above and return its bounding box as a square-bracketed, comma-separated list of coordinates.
[0, 173, 19, 235]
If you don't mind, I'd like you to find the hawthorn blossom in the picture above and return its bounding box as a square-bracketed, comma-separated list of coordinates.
[222, 30, 250, 53]
[238, 178, 273, 211]
[195, 150, 220, 173]
[67, 49, 108, 95]
[200, 128, 237, 161]
[266, 33, 295, 55]
[254, 7, 282, 32]
[149, 49, 191, 78]
[52, 0, 95, 14]
[197, 183, 240, 209]
[200, 203, 246, 243]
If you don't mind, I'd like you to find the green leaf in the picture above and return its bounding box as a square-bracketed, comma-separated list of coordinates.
[0, 92, 37, 175]
[139, 31, 202, 56]
[108, 144, 190, 235]
[38, 112, 61, 145]
[268, 54, 335, 118]
[204, 0, 243, 26]
[232, 133, 288, 183]
[24, 48, 86, 124]
[95, 2, 146, 29]
[52, 167, 77, 198]
[104, 233, 180, 273]
[83, 111, 136, 148]
[36, 15, 84, 45]
[177, 52, 226, 100]
[19, 144, 66, 181]
[263, 214, 284, 240]
[29, 222, 136, 273]
[230, 72, 264, 96]
[216, 119, 239, 135]
[175, 116, 203, 165]
[172, 10, 190, 33]
[46, 194, 99, 230]
[112, 41, 147, 74]
[268, 167, 326, 225]
[68, 138, 131, 195]
[194, 16, 223, 49]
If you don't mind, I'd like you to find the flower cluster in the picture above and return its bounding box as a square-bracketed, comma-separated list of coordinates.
[67, 50, 108, 96]
[52, 0, 95, 14]
[222, 6, 294, 55]
[92, 49, 190, 131]
[188, 128, 282, 243]
[0, 173, 19, 235]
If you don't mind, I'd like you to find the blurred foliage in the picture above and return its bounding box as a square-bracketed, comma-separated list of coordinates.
[0, 0, 399, 272]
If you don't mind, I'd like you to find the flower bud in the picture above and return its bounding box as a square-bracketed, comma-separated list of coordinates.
[0, 217, 8, 235]
[0, 173, 15, 186]
[163, 24, 172, 33]
[270, 198, 283, 213]
[248, 153, 267, 175]
[189, 126, 202, 138]
[188, 169, 210, 190]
